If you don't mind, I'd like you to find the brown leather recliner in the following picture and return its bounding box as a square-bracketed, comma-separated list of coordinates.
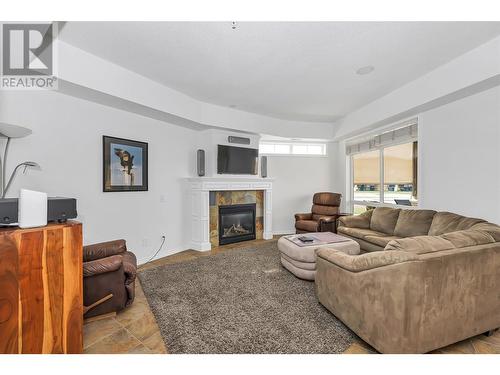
[295, 192, 342, 234]
[83, 239, 137, 318]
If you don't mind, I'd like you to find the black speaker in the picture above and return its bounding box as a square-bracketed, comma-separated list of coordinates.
[47, 197, 77, 222]
[0, 197, 77, 225]
[0, 198, 18, 224]
[228, 136, 250, 145]
[261, 156, 267, 178]
[197, 149, 205, 176]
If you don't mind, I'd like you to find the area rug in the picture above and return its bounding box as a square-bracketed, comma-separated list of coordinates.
[138, 241, 355, 353]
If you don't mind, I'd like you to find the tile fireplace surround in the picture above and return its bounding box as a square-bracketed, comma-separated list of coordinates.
[187, 178, 273, 251]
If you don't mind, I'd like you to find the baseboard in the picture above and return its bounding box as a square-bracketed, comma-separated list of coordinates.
[273, 229, 295, 235]
[137, 245, 189, 266]
[137, 232, 294, 265]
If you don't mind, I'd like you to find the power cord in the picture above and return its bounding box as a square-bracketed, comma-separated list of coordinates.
[144, 235, 166, 264]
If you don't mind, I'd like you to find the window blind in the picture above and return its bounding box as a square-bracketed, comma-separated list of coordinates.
[346, 120, 418, 155]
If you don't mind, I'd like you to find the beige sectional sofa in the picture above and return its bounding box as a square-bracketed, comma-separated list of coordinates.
[315, 207, 500, 353]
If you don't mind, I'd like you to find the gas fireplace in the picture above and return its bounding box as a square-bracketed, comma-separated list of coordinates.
[218, 203, 256, 245]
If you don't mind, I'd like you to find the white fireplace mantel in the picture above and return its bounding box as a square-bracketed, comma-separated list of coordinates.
[187, 177, 274, 251]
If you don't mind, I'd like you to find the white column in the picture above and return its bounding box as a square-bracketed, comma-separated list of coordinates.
[190, 189, 211, 251]
[263, 188, 273, 239]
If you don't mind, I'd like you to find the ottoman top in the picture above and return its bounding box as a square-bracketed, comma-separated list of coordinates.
[278, 233, 360, 263]
[285, 232, 351, 247]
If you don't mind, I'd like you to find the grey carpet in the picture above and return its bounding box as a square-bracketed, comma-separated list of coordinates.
[138, 241, 355, 353]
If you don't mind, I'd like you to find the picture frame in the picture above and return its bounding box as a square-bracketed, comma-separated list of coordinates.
[103, 135, 148, 192]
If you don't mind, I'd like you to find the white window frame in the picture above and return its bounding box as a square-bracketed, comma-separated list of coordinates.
[259, 141, 328, 157]
[349, 138, 418, 212]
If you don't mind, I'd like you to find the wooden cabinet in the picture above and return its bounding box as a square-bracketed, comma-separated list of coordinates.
[0, 221, 83, 354]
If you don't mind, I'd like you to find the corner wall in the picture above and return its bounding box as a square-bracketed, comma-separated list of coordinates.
[267, 153, 333, 234]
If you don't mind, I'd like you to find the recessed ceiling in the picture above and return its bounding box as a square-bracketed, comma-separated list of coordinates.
[59, 22, 500, 123]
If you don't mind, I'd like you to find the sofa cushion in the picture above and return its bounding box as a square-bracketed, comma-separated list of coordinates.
[370, 207, 401, 235]
[338, 210, 372, 229]
[337, 226, 386, 240]
[351, 237, 386, 252]
[440, 230, 495, 248]
[470, 222, 500, 242]
[384, 235, 455, 254]
[393, 209, 436, 237]
[365, 235, 402, 248]
[295, 220, 319, 232]
[428, 212, 485, 236]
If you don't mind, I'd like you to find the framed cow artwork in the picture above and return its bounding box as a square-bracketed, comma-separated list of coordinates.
[103, 136, 148, 192]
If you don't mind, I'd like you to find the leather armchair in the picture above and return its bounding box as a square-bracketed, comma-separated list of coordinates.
[83, 239, 137, 318]
[295, 192, 342, 234]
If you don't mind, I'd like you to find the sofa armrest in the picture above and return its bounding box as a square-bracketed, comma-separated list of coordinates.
[316, 248, 419, 272]
[338, 212, 371, 229]
[83, 254, 123, 277]
[295, 213, 313, 221]
[122, 251, 137, 285]
[83, 239, 127, 262]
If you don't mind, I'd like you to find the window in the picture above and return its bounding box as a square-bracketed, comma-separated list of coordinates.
[351, 141, 418, 209]
[353, 150, 380, 203]
[259, 142, 327, 156]
[383, 142, 417, 204]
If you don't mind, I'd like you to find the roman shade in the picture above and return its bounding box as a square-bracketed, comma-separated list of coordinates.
[346, 120, 418, 156]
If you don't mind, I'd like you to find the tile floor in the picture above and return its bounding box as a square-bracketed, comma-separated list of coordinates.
[83, 279, 167, 354]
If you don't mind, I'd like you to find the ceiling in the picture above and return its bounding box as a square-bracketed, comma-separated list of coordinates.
[59, 22, 500, 123]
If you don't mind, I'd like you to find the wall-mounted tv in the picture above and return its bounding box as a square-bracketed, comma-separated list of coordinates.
[217, 145, 258, 175]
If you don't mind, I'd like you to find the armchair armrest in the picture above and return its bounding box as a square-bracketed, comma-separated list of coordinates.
[338, 211, 372, 229]
[295, 213, 313, 221]
[316, 248, 419, 273]
[122, 251, 137, 285]
[83, 239, 127, 262]
[318, 216, 337, 223]
[83, 254, 123, 277]
[317, 215, 337, 232]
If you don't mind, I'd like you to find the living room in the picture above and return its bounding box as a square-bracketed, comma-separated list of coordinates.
[0, 1, 499, 373]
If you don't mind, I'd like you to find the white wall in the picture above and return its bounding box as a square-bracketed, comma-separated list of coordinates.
[418, 86, 500, 223]
[267, 154, 333, 234]
[329, 141, 348, 213]
[0, 90, 197, 264]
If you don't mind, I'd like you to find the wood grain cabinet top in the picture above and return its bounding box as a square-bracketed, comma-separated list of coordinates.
[0, 221, 83, 354]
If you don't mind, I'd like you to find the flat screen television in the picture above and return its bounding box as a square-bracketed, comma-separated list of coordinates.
[217, 145, 258, 175]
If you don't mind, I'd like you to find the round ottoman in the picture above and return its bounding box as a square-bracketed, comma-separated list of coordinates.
[278, 234, 360, 280]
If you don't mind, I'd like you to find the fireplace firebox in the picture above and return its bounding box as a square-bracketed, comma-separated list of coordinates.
[218, 203, 256, 245]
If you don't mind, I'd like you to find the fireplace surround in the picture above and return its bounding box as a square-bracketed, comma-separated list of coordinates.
[187, 178, 273, 251]
[218, 203, 256, 245]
